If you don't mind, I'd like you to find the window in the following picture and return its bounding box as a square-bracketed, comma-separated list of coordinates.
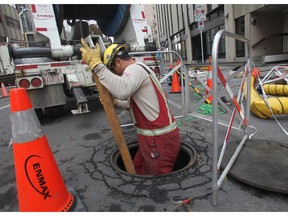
[209, 11, 218, 21]
[218, 6, 224, 18]
[190, 22, 198, 31]
[171, 31, 187, 61]
[235, 16, 245, 57]
[205, 24, 225, 59]
[5, 15, 21, 29]
[206, 31, 211, 57]
[218, 25, 225, 58]
[207, 5, 224, 21]
[207, 4, 212, 13]
[26, 33, 34, 41]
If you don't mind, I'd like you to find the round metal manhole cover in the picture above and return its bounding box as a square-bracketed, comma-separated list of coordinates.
[220, 139, 288, 193]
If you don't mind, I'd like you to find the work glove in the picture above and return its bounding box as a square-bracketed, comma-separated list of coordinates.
[80, 38, 102, 71]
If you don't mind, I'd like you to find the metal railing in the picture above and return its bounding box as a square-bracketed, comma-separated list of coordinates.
[211, 30, 252, 206]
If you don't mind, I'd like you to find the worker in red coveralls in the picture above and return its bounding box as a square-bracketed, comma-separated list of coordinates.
[80, 39, 181, 176]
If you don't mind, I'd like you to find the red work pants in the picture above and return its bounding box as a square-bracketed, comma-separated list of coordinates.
[133, 128, 181, 176]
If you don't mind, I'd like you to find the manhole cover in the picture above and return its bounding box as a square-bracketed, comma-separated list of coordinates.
[221, 139, 288, 193]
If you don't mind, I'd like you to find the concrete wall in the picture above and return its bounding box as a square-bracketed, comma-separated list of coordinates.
[171, 5, 178, 35]
[233, 4, 264, 19]
[250, 11, 284, 56]
[143, 4, 159, 43]
[225, 5, 236, 61]
[231, 4, 286, 57]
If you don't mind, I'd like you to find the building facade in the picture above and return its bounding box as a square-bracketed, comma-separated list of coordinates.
[143, 4, 159, 45]
[0, 4, 22, 42]
[154, 4, 288, 64]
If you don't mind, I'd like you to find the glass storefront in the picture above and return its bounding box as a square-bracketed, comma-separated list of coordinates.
[206, 24, 225, 58]
[171, 31, 187, 61]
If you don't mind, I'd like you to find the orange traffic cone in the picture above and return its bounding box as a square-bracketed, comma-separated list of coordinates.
[10, 88, 78, 212]
[1, 82, 8, 97]
[206, 66, 213, 102]
[170, 72, 181, 93]
[251, 67, 260, 81]
[169, 63, 173, 69]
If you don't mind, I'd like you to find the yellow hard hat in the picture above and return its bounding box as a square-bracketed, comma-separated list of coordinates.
[103, 44, 128, 70]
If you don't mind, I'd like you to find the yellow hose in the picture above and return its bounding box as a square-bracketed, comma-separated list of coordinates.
[263, 84, 288, 96]
[244, 76, 288, 119]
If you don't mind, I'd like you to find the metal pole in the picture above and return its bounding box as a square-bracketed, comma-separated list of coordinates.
[211, 29, 251, 207]
[211, 30, 220, 207]
[200, 29, 204, 63]
[18, 9, 30, 39]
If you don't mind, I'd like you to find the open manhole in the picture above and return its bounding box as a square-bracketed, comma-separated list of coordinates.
[110, 141, 198, 177]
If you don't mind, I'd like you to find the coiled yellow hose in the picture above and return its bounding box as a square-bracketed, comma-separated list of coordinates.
[263, 84, 288, 96]
[244, 76, 288, 119]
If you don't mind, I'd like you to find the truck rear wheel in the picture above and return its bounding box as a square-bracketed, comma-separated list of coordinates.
[45, 105, 64, 119]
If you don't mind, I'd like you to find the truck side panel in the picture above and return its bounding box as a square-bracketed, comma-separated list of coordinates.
[114, 4, 149, 47]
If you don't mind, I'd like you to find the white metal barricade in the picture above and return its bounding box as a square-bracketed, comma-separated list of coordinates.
[211, 30, 252, 206]
[259, 64, 288, 85]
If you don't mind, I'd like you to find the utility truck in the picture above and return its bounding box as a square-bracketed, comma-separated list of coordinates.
[1, 4, 159, 119]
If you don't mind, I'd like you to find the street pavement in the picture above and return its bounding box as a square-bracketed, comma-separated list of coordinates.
[0, 64, 287, 212]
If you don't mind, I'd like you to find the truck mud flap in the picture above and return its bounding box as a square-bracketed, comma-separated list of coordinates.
[71, 87, 90, 114]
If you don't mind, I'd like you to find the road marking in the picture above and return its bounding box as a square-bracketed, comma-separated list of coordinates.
[0, 104, 10, 110]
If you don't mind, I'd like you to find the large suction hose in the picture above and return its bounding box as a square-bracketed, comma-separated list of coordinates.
[10, 46, 81, 59]
[263, 84, 288, 96]
[244, 75, 288, 119]
[54, 4, 130, 36]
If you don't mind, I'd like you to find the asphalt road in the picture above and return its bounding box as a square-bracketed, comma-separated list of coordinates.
[0, 65, 287, 212]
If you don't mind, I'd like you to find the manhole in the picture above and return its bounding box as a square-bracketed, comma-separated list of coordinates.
[110, 141, 198, 178]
